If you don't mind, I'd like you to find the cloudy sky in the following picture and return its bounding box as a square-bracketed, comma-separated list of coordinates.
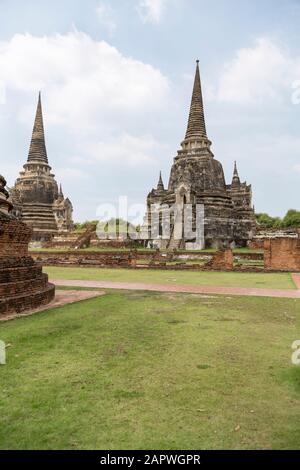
[0, 0, 299, 221]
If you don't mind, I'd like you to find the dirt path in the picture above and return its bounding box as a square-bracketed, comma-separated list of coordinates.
[50, 278, 300, 299]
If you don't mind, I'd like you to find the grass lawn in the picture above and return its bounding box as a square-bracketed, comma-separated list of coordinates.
[44, 266, 296, 290]
[0, 290, 300, 450]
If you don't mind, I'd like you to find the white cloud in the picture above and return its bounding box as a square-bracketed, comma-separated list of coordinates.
[0, 31, 169, 134]
[56, 167, 89, 182]
[0, 29, 170, 165]
[137, 0, 168, 24]
[96, 2, 117, 35]
[213, 37, 300, 104]
[0, 31, 171, 221]
[294, 165, 300, 172]
[86, 133, 165, 167]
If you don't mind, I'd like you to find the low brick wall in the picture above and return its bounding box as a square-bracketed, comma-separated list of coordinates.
[206, 249, 234, 270]
[32, 250, 136, 268]
[249, 228, 298, 250]
[264, 238, 300, 271]
[31, 249, 264, 272]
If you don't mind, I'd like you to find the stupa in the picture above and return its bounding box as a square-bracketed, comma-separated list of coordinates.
[11, 93, 73, 241]
[142, 61, 256, 249]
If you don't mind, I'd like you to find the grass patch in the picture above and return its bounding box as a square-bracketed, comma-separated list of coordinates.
[44, 266, 296, 290]
[0, 291, 300, 449]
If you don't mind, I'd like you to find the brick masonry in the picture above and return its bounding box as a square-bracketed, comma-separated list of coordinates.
[264, 237, 300, 271]
[0, 218, 55, 316]
[31, 249, 264, 272]
[205, 249, 234, 270]
[30, 237, 300, 273]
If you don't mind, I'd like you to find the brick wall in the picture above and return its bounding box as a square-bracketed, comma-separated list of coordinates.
[205, 249, 234, 270]
[32, 250, 137, 268]
[0, 220, 31, 257]
[264, 238, 300, 271]
[0, 219, 55, 316]
[31, 249, 265, 271]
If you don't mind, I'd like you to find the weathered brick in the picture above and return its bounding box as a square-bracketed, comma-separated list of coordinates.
[0, 200, 55, 315]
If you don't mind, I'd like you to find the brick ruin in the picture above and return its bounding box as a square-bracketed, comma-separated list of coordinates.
[31, 248, 260, 271]
[264, 233, 300, 271]
[249, 227, 298, 249]
[141, 61, 256, 250]
[0, 175, 55, 316]
[206, 249, 234, 270]
[10, 93, 73, 242]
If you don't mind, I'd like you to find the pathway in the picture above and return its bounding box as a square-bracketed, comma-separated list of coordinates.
[50, 277, 300, 299]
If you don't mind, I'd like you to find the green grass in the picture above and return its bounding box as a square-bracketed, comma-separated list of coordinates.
[0, 290, 300, 449]
[44, 266, 296, 290]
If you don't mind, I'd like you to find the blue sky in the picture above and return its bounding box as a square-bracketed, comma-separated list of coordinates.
[0, 0, 300, 221]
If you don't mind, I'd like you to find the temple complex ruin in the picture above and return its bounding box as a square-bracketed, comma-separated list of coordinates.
[142, 61, 256, 249]
[0, 174, 55, 316]
[11, 93, 73, 242]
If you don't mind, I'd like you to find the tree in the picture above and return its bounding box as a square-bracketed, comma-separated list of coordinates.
[255, 213, 280, 228]
[256, 209, 300, 229]
[282, 209, 300, 228]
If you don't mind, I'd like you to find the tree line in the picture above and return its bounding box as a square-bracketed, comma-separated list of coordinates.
[256, 210, 300, 229]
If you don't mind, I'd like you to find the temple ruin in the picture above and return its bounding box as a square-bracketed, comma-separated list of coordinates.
[11, 93, 73, 242]
[142, 61, 256, 249]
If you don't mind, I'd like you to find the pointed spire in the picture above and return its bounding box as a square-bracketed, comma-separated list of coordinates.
[157, 171, 164, 191]
[185, 60, 207, 141]
[59, 184, 64, 198]
[27, 92, 48, 164]
[232, 161, 241, 185]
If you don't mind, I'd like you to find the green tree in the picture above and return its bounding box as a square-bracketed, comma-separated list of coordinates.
[282, 209, 300, 228]
[255, 213, 281, 228]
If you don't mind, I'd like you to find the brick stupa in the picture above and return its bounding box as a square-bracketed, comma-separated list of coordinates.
[0, 174, 55, 316]
[142, 61, 256, 249]
[11, 93, 73, 241]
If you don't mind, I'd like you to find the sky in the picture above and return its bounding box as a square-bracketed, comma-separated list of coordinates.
[0, 0, 300, 221]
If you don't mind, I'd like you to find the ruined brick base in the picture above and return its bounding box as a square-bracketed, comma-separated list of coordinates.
[0, 219, 55, 316]
[264, 238, 300, 271]
[205, 248, 234, 270]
